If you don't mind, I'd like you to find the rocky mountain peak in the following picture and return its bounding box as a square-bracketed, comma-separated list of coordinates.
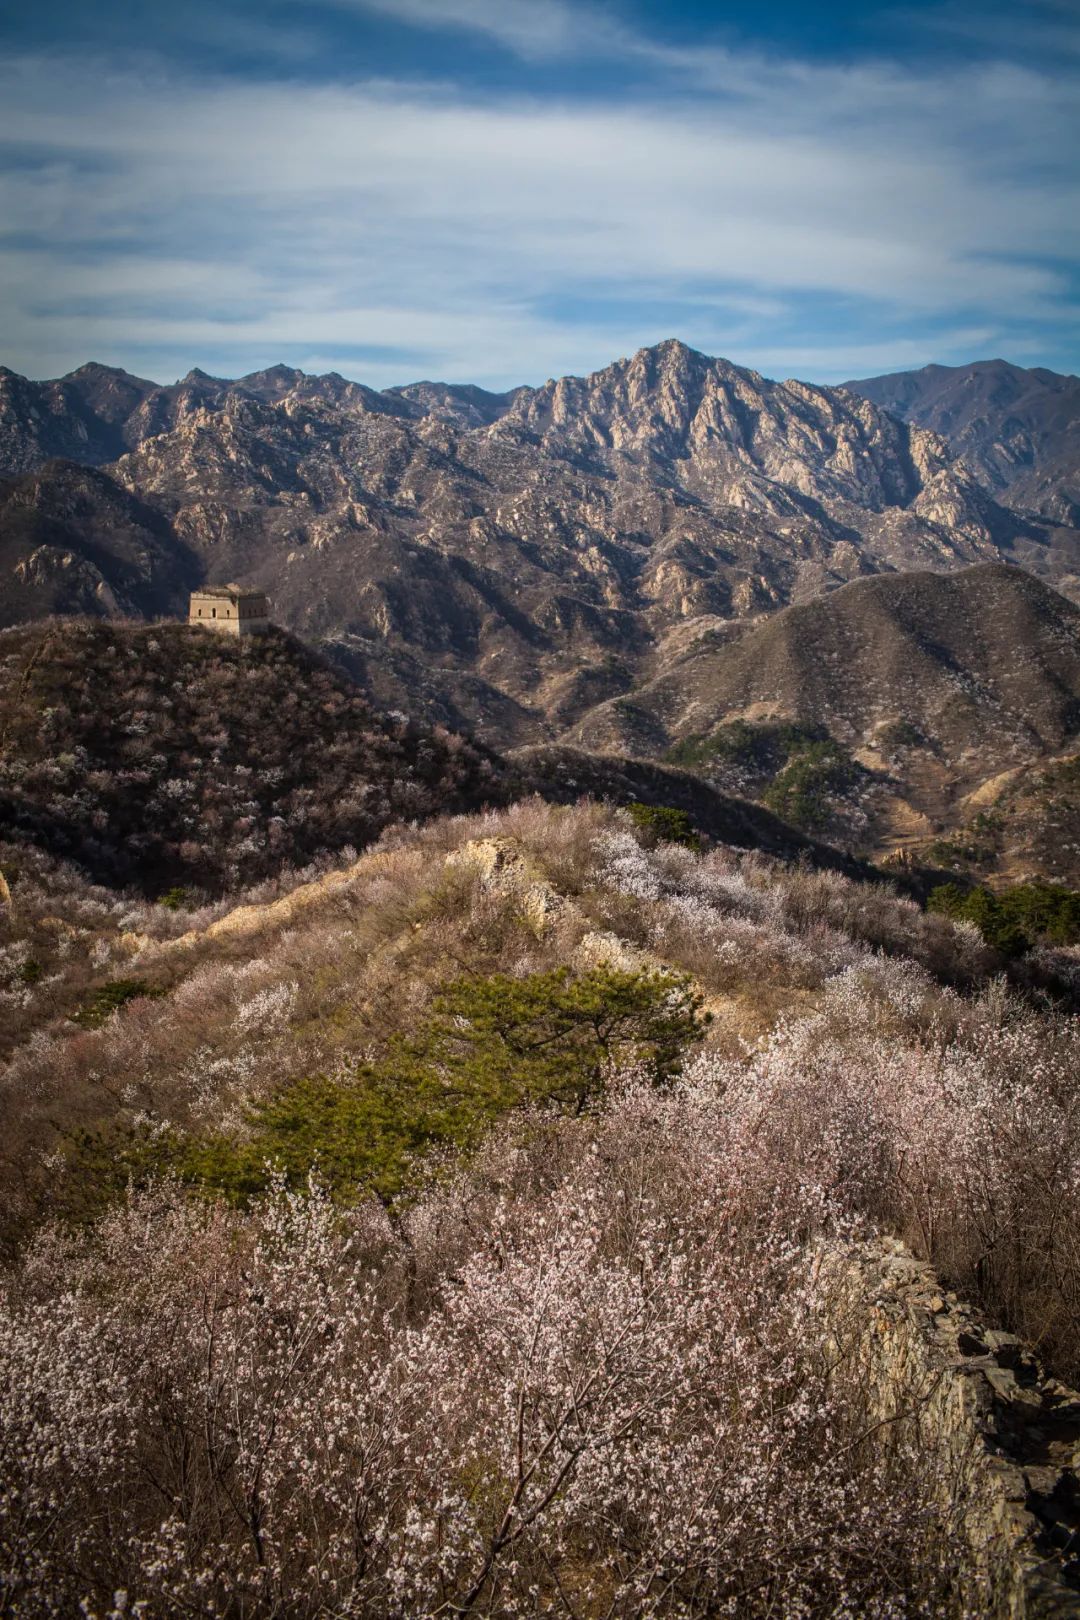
[486, 339, 979, 527]
[496, 341, 765, 460]
[67, 360, 150, 382]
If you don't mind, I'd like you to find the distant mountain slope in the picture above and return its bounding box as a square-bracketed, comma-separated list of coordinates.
[568, 564, 1080, 869]
[0, 362, 158, 472]
[387, 379, 528, 426]
[0, 461, 199, 627]
[845, 359, 1080, 526]
[573, 563, 1080, 762]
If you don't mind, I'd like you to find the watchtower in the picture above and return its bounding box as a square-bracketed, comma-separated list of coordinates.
[189, 584, 270, 636]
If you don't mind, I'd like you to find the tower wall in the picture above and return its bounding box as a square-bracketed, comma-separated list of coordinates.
[189, 592, 270, 635]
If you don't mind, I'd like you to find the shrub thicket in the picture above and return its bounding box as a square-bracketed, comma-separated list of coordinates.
[3, 797, 1078, 1613]
[665, 718, 831, 773]
[625, 800, 701, 849]
[762, 738, 862, 831]
[0, 1086, 980, 1618]
[665, 720, 863, 833]
[65, 965, 708, 1211]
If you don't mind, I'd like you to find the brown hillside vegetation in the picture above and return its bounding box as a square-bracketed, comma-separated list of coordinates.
[0, 618, 501, 892]
[903, 747, 1080, 888]
[0, 615, 900, 904]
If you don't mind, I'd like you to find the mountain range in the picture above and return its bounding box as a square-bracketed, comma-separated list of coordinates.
[2, 340, 1079, 879]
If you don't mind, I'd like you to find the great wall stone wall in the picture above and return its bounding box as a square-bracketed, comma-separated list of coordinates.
[840, 1237, 1080, 1617]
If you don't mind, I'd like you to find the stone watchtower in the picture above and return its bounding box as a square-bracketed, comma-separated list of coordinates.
[189, 584, 270, 636]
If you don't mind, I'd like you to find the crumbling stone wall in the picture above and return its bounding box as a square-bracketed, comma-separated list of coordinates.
[840, 1237, 1080, 1618]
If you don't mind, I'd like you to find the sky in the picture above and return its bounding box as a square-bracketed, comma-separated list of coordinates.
[0, 0, 1078, 391]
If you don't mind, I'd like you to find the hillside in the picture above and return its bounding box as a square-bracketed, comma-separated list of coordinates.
[1, 343, 1077, 747]
[570, 564, 1080, 869]
[0, 460, 199, 626]
[0, 615, 888, 903]
[0, 619, 501, 892]
[846, 359, 1080, 527]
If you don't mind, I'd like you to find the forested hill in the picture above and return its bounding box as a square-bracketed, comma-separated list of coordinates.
[0, 619, 501, 892]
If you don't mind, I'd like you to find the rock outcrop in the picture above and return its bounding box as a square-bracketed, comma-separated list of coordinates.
[847, 359, 1080, 529]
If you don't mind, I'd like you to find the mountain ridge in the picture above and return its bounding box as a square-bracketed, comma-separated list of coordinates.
[846, 357, 1080, 525]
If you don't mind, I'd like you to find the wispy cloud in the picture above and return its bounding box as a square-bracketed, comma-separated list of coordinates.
[315, 0, 635, 60]
[0, 2, 1076, 387]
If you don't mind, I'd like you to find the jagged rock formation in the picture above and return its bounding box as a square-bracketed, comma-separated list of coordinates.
[0, 360, 415, 476]
[847, 359, 1080, 529]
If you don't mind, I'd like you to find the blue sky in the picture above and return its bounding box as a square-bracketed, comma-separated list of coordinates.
[0, 0, 1077, 389]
